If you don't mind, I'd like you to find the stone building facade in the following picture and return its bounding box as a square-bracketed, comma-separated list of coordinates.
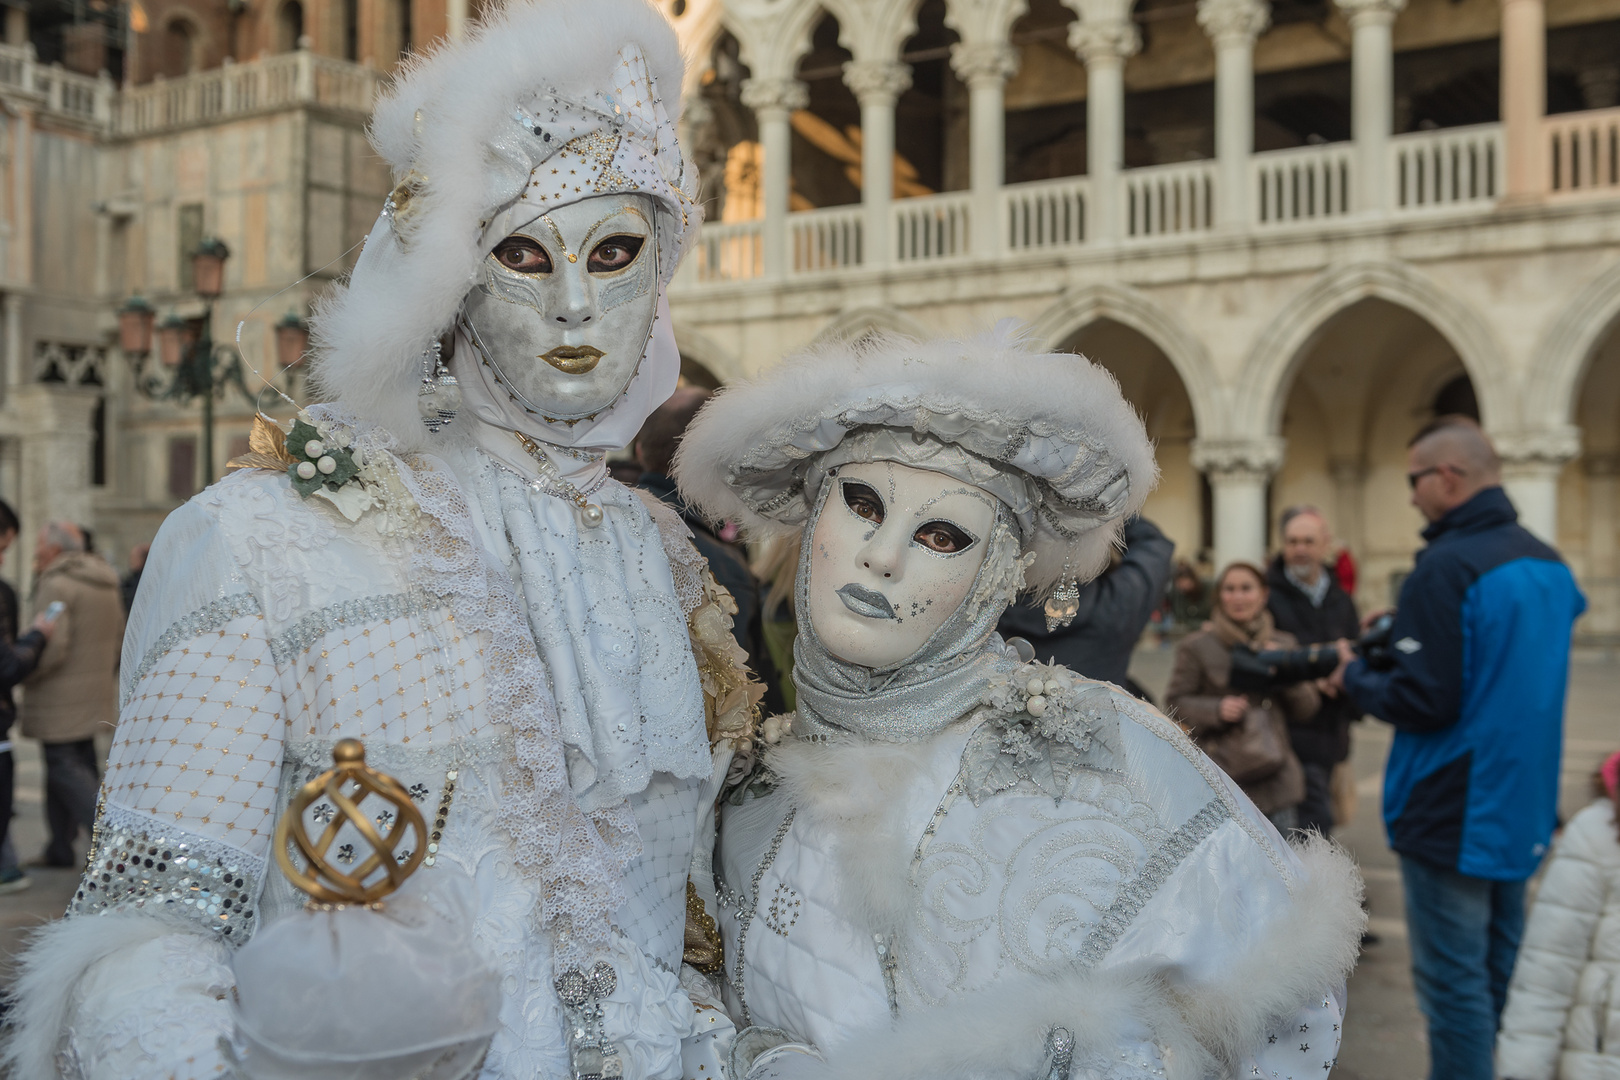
[5, 0, 1620, 638]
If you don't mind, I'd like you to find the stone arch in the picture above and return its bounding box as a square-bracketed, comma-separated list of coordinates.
[1026, 283, 1223, 436]
[672, 323, 742, 384]
[812, 305, 931, 344]
[159, 11, 205, 78]
[944, 0, 1031, 47]
[823, 0, 924, 61]
[725, 0, 829, 82]
[1237, 261, 1513, 438]
[673, 0, 729, 97]
[1524, 259, 1620, 431]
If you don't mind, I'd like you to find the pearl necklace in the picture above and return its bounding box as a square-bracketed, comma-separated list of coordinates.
[511, 430, 606, 528]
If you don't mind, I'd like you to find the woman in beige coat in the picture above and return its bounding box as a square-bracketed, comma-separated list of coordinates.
[1165, 561, 1315, 832]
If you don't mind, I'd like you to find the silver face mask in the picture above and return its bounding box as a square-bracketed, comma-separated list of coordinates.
[463, 192, 659, 422]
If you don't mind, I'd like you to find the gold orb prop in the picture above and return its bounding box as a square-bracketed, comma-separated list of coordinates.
[273, 738, 428, 906]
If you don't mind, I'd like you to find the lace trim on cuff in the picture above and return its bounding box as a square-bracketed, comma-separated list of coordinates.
[69, 804, 264, 946]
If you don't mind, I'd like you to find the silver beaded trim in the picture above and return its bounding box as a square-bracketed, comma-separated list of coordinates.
[729, 807, 796, 1027]
[267, 588, 445, 665]
[1075, 798, 1228, 969]
[123, 593, 263, 708]
[69, 804, 264, 944]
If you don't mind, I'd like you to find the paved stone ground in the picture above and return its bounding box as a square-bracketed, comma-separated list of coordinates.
[0, 649, 1613, 1079]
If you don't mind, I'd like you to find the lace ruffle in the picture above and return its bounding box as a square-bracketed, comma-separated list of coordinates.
[309, 405, 633, 966]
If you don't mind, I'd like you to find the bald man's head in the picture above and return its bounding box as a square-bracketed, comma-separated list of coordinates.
[1407, 415, 1501, 521]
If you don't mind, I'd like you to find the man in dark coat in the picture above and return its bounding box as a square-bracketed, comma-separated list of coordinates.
[1266, 506, 1361, 837]
[998, 515, 1174, 693]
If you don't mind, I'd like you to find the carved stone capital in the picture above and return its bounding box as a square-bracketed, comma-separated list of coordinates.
[1494, 425, 1582, 467]
[1068, 18, 1141, 63]
[739, 77, 809, 117]
[841, 59, 913, 106]
[1196, 0, 1270, 47]
[1332, 0, 1406, 29]
[949, 42, 1020, 86]
[1190, 437, 1287, 480]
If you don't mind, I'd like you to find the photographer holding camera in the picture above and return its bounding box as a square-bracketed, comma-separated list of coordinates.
[1332, 417, 1586, 1080]
[1165, 561, 1315, 833]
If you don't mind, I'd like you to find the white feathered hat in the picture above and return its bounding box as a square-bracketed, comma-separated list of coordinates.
[673, 326, 1159, 595]
[310, 0, 699, 451]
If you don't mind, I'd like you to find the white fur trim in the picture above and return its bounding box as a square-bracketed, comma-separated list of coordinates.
[672, 327, 1159, 595]
[1, 912, 180, 1078]
[309, 0, 688, 454]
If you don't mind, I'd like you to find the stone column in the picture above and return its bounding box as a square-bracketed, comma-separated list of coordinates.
[740, 77, 809, 280]
[1335, 0, 1406, 213]
[843, 59, 913, 270]
[1068, 8, 1140, 242]
[12, 384, 99, 591]
[1496, 426, 1580, 543]
[1197, 0, 1269, 228]
[1329, 455, 1368, 578]
[950, 42, 1020, 255]
[3, 293, 23, 395]
[1584, 453, 1620, 633]
[1501, 0, 1546, 200]
[446, 0, 469, 39]
[1191, 437, 1285, 570]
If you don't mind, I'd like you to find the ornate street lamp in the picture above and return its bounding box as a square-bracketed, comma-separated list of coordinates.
[121, 238, 251, 490]
[118, 294, 155, 356]
[275, 311, 310, 369]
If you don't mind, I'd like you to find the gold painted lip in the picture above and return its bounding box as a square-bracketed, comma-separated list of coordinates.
[539, 345, 605, 375]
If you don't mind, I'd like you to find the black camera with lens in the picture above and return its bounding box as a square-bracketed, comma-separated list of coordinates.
[1228, 610, 1399, 693]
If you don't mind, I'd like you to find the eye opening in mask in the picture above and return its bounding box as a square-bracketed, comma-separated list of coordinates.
[841, 480, 885, 524]
[490, 234, 553, 275]
[913, 519, 978, 556]
[587, 234, 646, 274]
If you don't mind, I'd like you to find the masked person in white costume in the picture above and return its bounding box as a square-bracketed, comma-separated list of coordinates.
[3, 3, 755, 1078]
[673, 329, 1366, 1080]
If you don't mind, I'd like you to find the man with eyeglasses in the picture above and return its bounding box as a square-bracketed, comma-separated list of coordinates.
[1332, 415, 1585, 1080]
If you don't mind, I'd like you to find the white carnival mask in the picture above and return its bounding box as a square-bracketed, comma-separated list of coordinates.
[807, 460, 998, 669]
[463, 192, 659, 422]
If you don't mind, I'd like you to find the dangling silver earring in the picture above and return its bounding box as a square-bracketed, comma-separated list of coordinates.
[1044, 554, 1081, 632]
[418, 334, 460, 434]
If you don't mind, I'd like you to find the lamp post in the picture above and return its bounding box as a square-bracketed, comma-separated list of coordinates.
[120, 238, 253, 489]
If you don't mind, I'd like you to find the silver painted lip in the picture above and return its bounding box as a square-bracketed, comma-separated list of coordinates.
[837, 583, 897, 620]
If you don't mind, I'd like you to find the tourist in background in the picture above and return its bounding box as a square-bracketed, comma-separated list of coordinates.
[0, 500, 53, 894]
[998, 514, 1174, 691]
[1166, 561, 1312, 832]
[1335, 416, 1586, 1080]
[120, 542, 149, 615]
[1164, 559, 1212, 636]
[1496, 750, 1620, 1080]
[1267, 506, 1362, 837]
[20, 522, 123, 868]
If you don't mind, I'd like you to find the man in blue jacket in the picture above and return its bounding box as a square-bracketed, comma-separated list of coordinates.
[1336, 416, 1585, 1080]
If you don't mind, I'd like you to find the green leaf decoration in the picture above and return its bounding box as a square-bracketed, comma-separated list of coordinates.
[284, 418, 362, 499]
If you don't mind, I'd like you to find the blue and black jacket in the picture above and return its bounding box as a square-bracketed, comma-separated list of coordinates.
[1343, 486, 1585, 881]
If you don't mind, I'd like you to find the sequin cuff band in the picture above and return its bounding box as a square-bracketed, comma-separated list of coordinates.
[69, 804, 264, 945]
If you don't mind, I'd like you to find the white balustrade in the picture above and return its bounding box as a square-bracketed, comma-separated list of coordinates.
[1546, 107, 1620, 197]
[1001, 175, 1088, 251]
[1124, 160, 1217, 237]
[115, 51, 380, 137]
[893, 191, 972, 263]
[1252, 143, 1354, 225]
[790, 205, 864, 274]
[1393, 124, 1502, 212]
[688, 220, 764, 284]
[0, 44, 112, 126]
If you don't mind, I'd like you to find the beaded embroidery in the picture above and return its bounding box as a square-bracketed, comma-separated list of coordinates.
[69, 804, 263, 943]
[122, 593, 262, 709]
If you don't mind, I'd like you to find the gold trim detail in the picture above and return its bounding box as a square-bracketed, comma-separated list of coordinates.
[683, 880, 725, 976]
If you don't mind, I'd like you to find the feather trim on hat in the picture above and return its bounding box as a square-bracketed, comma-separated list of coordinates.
[309, 0, 694, 453]
[672, 326, 1159, 596]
